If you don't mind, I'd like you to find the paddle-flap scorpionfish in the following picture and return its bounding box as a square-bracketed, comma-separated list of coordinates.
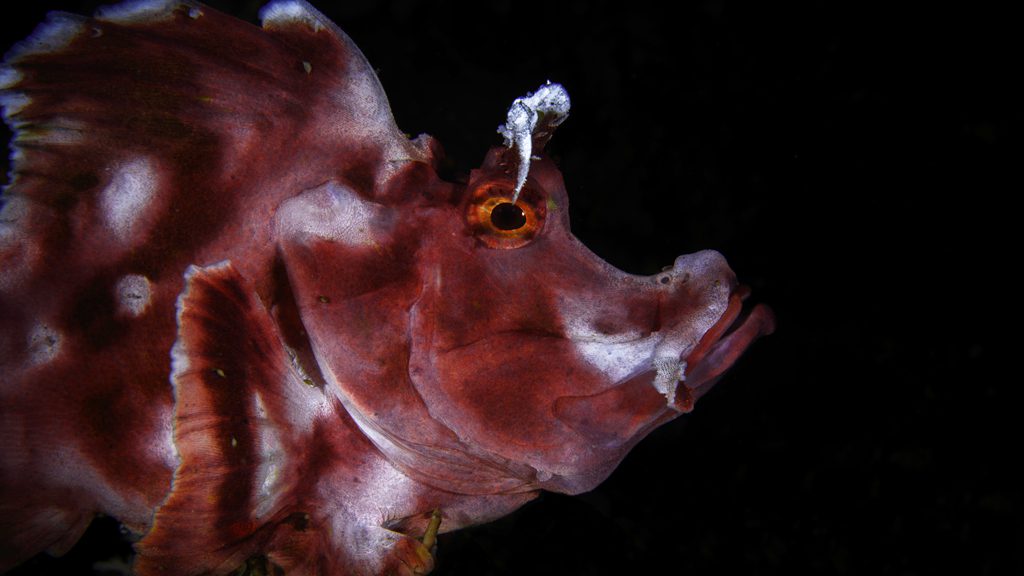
[0, 1, 774, 573]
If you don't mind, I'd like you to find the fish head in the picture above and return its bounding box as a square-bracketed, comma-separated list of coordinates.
[277, 145, 774, 495]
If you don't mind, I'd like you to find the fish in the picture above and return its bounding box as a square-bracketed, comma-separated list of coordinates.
[0, 1, 774, 574]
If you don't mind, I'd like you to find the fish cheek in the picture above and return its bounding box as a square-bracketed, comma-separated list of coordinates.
[552, 376, 672, 447]
[274, 182, 426, 411]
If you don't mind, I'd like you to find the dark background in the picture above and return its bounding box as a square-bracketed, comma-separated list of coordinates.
[2, 1, 1016, 574]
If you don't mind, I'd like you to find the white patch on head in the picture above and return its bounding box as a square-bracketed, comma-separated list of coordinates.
[557, 298, 659, 386]
[100, 157, 159, 243]
[570, 338, 660, 385]
[28, 323, 61, 366]
[96, 0, 186, 23]
[115, 274, 152, 317]
[259, 0, 327, 32]
[276, 181, 383, 247]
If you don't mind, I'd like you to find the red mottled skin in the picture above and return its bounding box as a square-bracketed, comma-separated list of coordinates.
[0, 1, 773, 574]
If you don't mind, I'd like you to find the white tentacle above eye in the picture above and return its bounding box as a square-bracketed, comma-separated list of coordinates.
[497, 81, 570, 203]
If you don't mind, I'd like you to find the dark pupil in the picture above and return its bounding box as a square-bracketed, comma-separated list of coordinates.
[491, 202, 527, 230]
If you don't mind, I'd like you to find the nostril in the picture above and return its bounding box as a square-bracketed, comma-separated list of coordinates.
[654, 271, 690, 286]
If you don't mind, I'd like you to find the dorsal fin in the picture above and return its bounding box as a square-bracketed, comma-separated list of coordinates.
[0, 0, 421, 300]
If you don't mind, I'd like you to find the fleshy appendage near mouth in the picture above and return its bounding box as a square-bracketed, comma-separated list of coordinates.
[674, 288, 775, 411]
[552, 288, 773, 451]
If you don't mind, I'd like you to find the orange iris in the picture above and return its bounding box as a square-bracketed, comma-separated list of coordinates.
[465, 180, 546, 249]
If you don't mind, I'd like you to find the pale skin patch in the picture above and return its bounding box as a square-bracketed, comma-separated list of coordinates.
[276, 181, 383, 247]
[556, 297, 659, 386]
[115, 274, 152, 317]
[100, 157, 159, 243]
[28, 323, 61, 366]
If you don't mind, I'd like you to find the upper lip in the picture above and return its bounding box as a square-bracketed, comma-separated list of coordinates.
[675, 288, 775, 409]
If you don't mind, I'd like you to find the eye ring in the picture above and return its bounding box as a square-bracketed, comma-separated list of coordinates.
[465, 180, 546, 249]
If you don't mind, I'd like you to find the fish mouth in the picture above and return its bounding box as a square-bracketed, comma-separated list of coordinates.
[674, 288, 775, 411]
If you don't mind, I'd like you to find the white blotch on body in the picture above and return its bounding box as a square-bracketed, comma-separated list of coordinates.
[100, 157, 159, 243]
[28, 323, 61, 365]
[115, 274, 152, 317]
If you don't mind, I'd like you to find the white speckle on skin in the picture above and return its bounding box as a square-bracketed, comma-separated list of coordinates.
[100, 157, 159, 243]
[115, 274, 152, 317]
[28, 323, 61, 366]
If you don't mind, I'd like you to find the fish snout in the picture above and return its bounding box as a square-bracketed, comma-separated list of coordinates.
[652, 249, 736, 291]
[649, 249, 774, 411]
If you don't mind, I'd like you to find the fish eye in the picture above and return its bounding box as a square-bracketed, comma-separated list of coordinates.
[490, 202, 527, 230]
[465, 180, 546, 249]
